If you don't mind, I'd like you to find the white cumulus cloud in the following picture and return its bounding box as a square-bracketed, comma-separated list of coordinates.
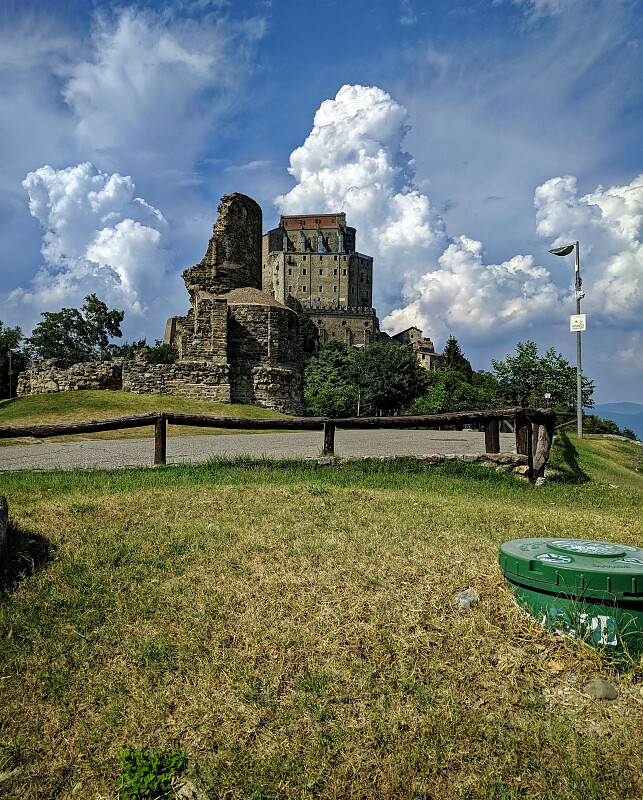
[60, 7, 264, 177]
[535, 173, 643, 322]
[384, 236, 562, 344]
[16, 162, 171, 319]
[275, 84, 446, 309]
[276, 84, 564, 343]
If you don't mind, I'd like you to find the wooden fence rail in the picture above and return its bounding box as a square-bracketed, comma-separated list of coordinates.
[0, 406, 556, 482]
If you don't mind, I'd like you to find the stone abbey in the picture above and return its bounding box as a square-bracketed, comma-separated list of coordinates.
[18, 194, 440, 410]
[262, 213, 440, 368]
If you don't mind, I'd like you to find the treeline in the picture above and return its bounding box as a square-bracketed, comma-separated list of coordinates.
[302, 335, 636, 439]
[304, 335, 598, 418]
[0, 294, 175, 398]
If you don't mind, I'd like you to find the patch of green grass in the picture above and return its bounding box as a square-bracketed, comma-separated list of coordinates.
[0, 442, 641, 799]
[548, 430, 643, 489]
[116, 748, 186, 799]
[0, 390, 290, 444]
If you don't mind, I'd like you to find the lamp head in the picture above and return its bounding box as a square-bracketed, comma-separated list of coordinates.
[549, 243, 575, 257]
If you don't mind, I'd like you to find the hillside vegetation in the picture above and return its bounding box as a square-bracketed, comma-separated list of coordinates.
[0, 433, 641, 799]
[0, 390, 290, 443]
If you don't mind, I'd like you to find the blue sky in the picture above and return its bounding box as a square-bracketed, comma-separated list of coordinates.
[1, 0, 641, 403]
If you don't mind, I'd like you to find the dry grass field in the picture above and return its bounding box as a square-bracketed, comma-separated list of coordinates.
[0, 434, 641, 799]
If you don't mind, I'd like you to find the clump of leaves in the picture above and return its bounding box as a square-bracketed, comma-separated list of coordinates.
[116, 748, 186, 799]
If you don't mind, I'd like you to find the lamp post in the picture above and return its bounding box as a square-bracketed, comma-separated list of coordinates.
[549, 241, 584, 439]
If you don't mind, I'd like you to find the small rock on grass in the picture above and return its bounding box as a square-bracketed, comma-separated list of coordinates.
[455, 588, 479, 610]
[175, 781, 211, 800]
[584, 678, 618, 700]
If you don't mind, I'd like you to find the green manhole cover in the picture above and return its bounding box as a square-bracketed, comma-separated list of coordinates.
[499, 537, 643, 655]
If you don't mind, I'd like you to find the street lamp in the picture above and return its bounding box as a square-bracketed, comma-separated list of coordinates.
[549, 241, 584, 439]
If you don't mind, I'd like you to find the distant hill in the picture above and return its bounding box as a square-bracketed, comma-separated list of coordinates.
[595, 402, 643, 441]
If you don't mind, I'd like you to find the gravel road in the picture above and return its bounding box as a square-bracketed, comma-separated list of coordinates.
[0, 429, 516, 472]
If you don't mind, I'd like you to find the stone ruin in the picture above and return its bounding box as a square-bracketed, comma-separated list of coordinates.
[18, 193, 305, 415]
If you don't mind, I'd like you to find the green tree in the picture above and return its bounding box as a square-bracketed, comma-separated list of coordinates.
[107, 339, 178, 364]
[350, 343, 427, 416]
[440, 335, 473, 381]
[409, 369, 506, 416]
[147, 340, 178, 365]
[583, 416, 621, 435]
[0, 321, 29, 398]
[286, 295, 318, 357]
[26, 294, 124, 367]
[492, 341, 594, 409]
[304, 340, 358, 417]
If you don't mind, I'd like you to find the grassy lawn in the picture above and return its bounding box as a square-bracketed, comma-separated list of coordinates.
[0, 391, 291, 445]
[0, 434, 641, 799]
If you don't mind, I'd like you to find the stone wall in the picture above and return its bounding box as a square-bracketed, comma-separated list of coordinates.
[225, 294, 304, 413]
[122, 361, 231, 402]
[263, 244, 372, 309]
[311, 307, 378, 348]
[16, 359, 232, 402]
[173, 293, 228, 363]
[17, 359, 125, 395]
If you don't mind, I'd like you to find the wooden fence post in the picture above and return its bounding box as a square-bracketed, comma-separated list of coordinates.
[532, 412, 556, 481]
[484, 419, 500, 453]
[515, 412, 533, 478]
[323, 422, 335, 456]
[154, 414, 167, 465]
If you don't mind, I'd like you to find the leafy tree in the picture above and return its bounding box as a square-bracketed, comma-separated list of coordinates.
[622, 428, 637, 441]
[0, 321, 29, 399]
[492, 341, 594, 409]
[583, 416, 621, 436]
[440, 335, 473, 381]
[286, 295, 318, 357]
[304, 340, 358, 417]
[107, 339, 178, 365]
[147, 340, 178, 364]
[26, 294, 124, 367]
[105, 339, 148, 360]
[407, 371, 447, 415]
[408, 369, 507, 416]
[350, 342, 427, 416]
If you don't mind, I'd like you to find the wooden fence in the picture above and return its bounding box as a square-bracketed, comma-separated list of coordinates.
[0, 406, 556, 482]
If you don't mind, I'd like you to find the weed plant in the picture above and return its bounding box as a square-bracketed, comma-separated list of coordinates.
[0, 433, 641, 799]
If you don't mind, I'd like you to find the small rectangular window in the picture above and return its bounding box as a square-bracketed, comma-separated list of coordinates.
[319, 269, 323, 275]
[302, 285, 307, 291]
[303, 255, 307, 261]
[334, 255, 337, 260]
[302, 268, 307, 275]
[288, 285, 292, 292]
[334, 286, 337, 292]
[343, 269, 347, 276]
[319, 285, 322, 292]
[333, 268, 337, 276]
[288, 268, 292, 275]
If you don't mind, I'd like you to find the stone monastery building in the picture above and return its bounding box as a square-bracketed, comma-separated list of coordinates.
[262, 213, 440, 368]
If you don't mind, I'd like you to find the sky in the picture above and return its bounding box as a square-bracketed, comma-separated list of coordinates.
[0, 0, 641, 404]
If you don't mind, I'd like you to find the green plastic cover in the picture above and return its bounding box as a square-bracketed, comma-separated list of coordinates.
[499, 538, 643, 600]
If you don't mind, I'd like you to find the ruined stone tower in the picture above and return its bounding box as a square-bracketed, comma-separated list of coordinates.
[162, 193, 304, 414]
[182, 193, 263, 300]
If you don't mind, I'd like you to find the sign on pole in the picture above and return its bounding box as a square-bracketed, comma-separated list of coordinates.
[570, 314, 586, 332]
